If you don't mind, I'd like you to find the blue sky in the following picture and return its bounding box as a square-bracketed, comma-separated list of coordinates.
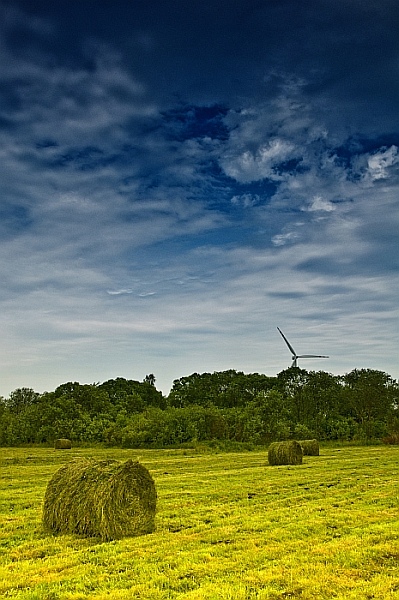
[1, 0, 398, 396]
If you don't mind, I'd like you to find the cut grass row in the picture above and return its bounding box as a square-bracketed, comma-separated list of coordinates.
[0, 445, 398, 599]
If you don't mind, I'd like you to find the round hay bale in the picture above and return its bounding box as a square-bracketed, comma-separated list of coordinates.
[43, 458, 156, 540]
[54, 438, 72, 450]
[268, 440, 303, 466]
[299, 439, 320, 456]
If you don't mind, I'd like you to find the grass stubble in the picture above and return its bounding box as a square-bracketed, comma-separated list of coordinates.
[0, 445, 398, 599]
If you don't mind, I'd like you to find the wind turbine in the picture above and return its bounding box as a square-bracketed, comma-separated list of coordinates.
[277, 327, 329, 368]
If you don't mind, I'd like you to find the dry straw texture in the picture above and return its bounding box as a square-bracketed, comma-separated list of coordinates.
[299, 439, 320, 456]
[54, 438, 72, 449]
[268, 440, 303, 466]
[43, 458, 156, 541]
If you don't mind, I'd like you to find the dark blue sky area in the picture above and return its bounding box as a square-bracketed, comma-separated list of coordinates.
[0, 0, 398, 395]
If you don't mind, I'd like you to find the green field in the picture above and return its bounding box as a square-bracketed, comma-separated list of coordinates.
[1, 445, 398, 599]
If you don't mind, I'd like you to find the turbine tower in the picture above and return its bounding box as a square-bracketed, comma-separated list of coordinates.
[277, 327, 329, 368]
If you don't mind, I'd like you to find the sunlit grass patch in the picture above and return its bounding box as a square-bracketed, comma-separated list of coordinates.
[0, 445, 398, 599]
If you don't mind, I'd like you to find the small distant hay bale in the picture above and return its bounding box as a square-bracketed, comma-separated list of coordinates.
[268, 441, 303, 466]
[299, 439, 320, 456]
[54, 438, 72, 450]
[43, 458, 156, 541]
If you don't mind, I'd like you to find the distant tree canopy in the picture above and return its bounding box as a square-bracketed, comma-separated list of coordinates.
[0, 369, 397, 447]
[168, 370, 277, 408]
[98, 377, 166, 410]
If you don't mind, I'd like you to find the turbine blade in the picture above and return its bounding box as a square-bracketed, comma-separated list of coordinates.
[277, 327, 296, 356]
[297, 355, 329, 359]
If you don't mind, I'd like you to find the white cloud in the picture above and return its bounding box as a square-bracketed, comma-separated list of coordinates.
[221, 138, 297, 183]
[231, 193, 261, 208]
[271, 229, 302, 247]
[0, 37, 154, 150]
[366, 146, 398, 181]
[303, 195, 336, 212]
[107, 289, 133, 296]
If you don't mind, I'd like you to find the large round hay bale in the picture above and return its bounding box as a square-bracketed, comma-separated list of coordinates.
[268, 440, 303, 466]
[299, 439, 320, 456]
[43, 458, 156, 540]
[54, 438, 72, 449]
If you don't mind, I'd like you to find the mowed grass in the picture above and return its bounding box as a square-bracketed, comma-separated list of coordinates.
[0, 445, 398, 599]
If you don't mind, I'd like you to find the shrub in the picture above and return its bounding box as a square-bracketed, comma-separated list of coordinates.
[382, 433, 399, 445]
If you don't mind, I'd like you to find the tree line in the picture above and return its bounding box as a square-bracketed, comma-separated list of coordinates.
[0, 368, 398, 447]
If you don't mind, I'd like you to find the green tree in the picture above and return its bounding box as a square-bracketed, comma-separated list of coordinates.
[168, 370, 276, 408]
[34, 393, 90, 442]
[99, 377, 166, 410]
[6, 388, 40, 414]
[248, 389, 291, 442]
[301, 371, 343, 436]
[53, 382, 111, 416]
[276, 367, 309, 424]
[143, 374, 156, 386]
[342, 369, 397, 439]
